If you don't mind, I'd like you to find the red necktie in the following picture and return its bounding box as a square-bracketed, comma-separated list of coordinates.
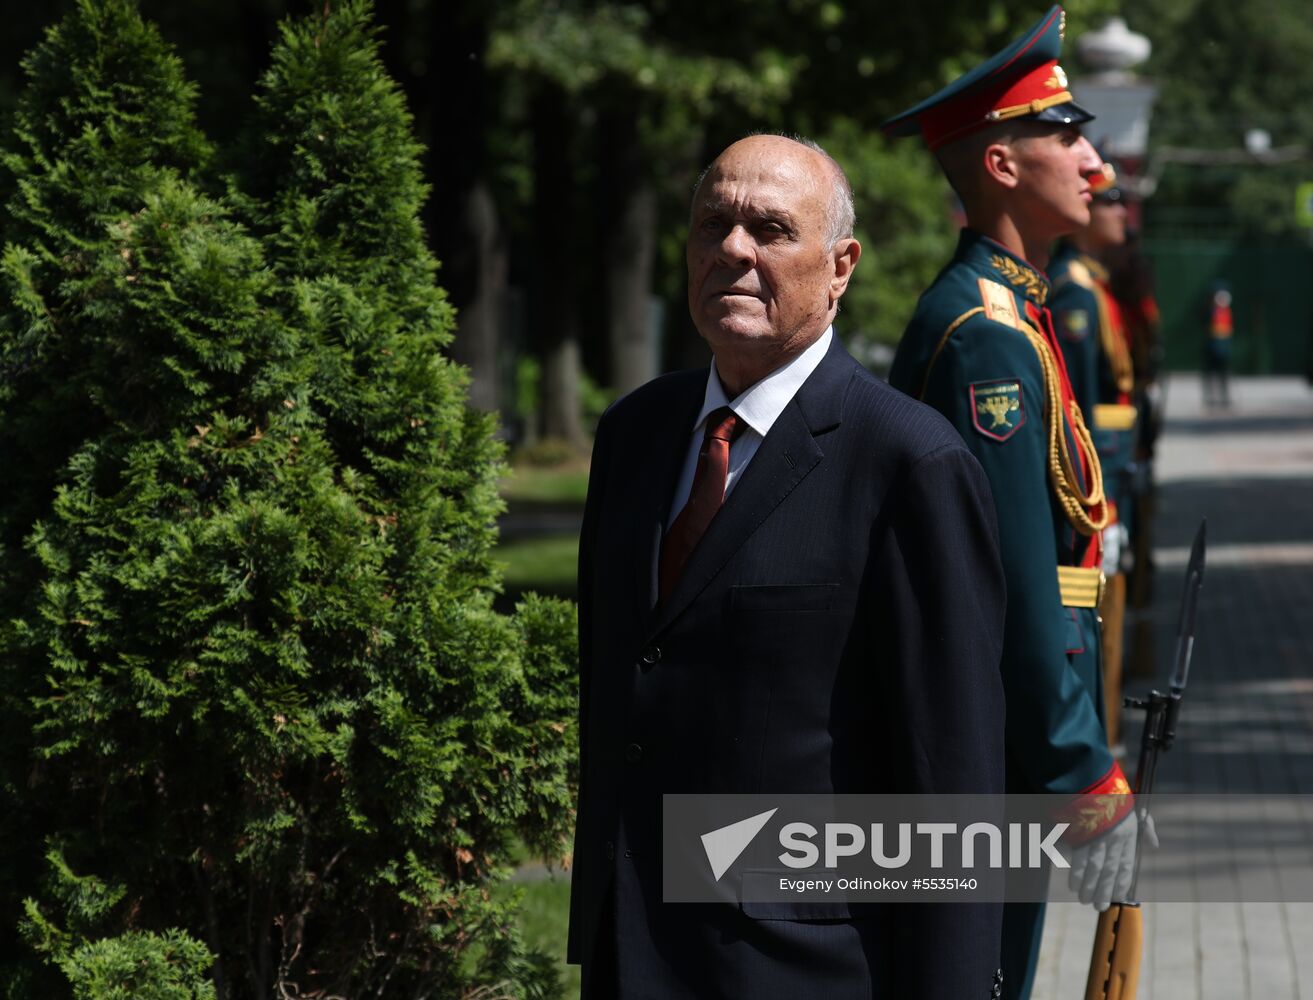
[659, 406, 741, 603]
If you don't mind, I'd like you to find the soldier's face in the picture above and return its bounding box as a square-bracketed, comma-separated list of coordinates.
[686, 137, 857, 373]
[1088, 199, 1128, 249]
[1009, 126, 1103, 237]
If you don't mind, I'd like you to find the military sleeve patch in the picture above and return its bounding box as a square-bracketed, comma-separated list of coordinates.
[1058, 309, 1090, 341]
[977, 278, 1021, 329]
[970, 379, 1025, 442]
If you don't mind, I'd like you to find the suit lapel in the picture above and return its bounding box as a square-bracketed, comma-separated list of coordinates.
[648, 338, 854, 638]
[633, 376, 706, 626]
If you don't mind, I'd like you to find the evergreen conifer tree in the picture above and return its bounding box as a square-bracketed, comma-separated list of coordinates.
[0, 1, 577, 996]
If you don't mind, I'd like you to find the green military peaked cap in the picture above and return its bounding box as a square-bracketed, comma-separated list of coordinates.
[883, 5, 1094, 151]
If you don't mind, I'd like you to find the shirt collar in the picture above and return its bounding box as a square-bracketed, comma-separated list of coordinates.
[696, 327, 833, 438]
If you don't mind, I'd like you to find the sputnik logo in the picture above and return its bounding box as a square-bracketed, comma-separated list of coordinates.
[700, 808, 778, 881]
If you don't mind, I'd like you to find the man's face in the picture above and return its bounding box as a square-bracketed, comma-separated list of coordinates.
[1009, 125, 1103, 236]
[686, 138, 850, 365]
[1087, 198, 1128, 249]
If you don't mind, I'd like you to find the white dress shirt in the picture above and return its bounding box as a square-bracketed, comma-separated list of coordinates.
[667, 327, 833, 527]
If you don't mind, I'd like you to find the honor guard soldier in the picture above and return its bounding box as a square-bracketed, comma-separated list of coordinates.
[883, 7, 1147, 998]
[1049, 165, 1136, 745]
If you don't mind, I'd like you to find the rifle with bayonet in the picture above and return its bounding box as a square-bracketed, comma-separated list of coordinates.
[1084, 518, 1206, 1000]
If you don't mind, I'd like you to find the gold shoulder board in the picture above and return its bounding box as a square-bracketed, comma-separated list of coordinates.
[978, 278, 1021, 329]
[1065, 259, 1094, 289]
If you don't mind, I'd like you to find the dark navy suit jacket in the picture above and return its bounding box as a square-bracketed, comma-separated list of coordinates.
[568, 335, 1008, 999]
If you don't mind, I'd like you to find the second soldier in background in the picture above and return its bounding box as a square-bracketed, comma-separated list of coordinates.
[1049, 165, 1136, 746]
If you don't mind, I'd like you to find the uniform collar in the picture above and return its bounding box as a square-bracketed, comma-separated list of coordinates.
[958, 228, 1052, 307]
[1054, 238, 1110, 282]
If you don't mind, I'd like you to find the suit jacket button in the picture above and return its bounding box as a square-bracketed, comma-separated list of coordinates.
[605, 841, 615, 861]
[639, 645, 661, 666]
[625, 742, 643, 763]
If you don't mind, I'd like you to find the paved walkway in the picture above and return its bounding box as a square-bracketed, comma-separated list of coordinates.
[1035, 374, 1313, 1000]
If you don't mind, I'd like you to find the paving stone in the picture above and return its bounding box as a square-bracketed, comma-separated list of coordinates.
[1036, 375, 1313, 999]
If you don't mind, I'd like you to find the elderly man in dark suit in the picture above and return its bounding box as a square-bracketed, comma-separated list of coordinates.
[567, 133, 1008, 999]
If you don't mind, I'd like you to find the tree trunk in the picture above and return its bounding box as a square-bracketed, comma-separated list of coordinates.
[415, 1, 506, 412]
[447, 182, 506, 413]
[542, 336, 584, 448]
[532, 89, 586, 448]
[600, 106, 659, 393]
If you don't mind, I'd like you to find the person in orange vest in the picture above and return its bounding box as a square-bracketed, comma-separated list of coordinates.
[1203, 284, 1234, 408]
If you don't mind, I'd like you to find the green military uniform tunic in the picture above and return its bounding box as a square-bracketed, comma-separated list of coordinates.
[888, 229, 1129, 1000]
[1049, 241, 1139, 536]
[890, 229, 1116, 784]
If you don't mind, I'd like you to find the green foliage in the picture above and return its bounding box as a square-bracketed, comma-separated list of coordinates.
[0, 0, 211, 235]
[516, 355, 541, 438]
[514, 355, 613, 445]
[490, 3, 796, 115]
[0, 1, 577, 997]
[480, 0, 1115, 389]
[56, 933, 216, 1000]
[820, 120, 960, 346]
[0, 0, 217, 586]
[1133, 0, 1313, 236]
[21, 850, 214, 1000]
[20, 849, 129, 958]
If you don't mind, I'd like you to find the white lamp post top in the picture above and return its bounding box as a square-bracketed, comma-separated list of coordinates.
[1076, 17, 1152, 74]
[1072, 17, 1157, 160]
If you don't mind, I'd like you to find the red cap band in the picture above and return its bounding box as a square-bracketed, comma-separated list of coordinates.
[919, 60, 1072, 150]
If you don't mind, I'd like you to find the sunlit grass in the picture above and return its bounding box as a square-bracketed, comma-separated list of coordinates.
[495, 535, 580, 597]
[516, 870, 579, 998]
[500, 463, 590, 505]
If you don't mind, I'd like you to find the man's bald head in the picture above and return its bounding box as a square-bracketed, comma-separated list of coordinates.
[691, 134, 855, 248]
[685, 133, 862, 397]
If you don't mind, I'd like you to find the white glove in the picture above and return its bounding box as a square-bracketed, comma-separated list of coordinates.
[1068, 811, 1158, 911]
[1101, 522, 1128, 578]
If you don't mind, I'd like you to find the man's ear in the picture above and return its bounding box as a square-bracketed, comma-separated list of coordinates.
[983, 140, 1020, 191]
[830, 238, 861, 301]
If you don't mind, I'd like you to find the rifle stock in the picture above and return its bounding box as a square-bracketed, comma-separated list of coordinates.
[1084, 903, 1142, 1000]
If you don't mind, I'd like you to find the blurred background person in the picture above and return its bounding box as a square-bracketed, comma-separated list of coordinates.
[1049, 163, 1135, 748]
[1202, 283, 1235, 408]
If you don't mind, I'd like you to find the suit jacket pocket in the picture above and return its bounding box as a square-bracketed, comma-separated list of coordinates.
[729, 583, 839, 613]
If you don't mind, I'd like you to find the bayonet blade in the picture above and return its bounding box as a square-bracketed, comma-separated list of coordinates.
[1169, 518, 1207, 694]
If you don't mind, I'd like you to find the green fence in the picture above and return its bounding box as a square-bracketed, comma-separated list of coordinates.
[1143, 236, 1313, 375]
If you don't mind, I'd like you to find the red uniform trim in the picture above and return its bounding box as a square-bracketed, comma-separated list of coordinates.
[1057, 762, 1134, 846]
